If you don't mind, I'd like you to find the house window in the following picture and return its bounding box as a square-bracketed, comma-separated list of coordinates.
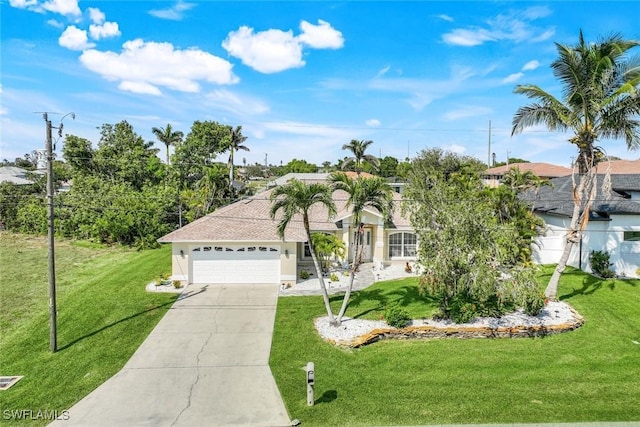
[624, 231, 640, 241]
[192, 247, 201, 252]
[388, 232, 417, 258]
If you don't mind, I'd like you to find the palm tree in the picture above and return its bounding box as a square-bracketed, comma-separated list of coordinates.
[512, 31, 640, 300]
[151, 123, 183, 165]
[341, 139, 380, 175]
[223, 126, 250, 188]
[269, 179, 337, 323]
[329, 172, 394, 324]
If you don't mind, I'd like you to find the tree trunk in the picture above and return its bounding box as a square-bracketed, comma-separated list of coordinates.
[306, 227, 336, 324]
[334, 224, 362, 325]
[545, 167, 597, 300]
[228, 150, 234, 189]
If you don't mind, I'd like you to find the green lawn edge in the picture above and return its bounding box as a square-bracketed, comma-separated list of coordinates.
[270, 267, 640, 426]
[0, 233, 176, 426]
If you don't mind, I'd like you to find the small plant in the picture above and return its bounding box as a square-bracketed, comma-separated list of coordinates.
[299, 270, 310, 280]
[384, 306, 411, 328]
[172, 280, 182, 289]
[330, 273, 339, 282]
[342, 270, 349, 277]
[590, 250, 615, 278]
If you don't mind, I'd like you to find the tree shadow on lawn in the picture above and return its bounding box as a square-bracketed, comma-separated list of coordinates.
[333, 284, 436, 319]
[58, 286, 207, 352]
[559, 270, 637, 301]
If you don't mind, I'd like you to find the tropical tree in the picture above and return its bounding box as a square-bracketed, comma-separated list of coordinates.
[341, 139, 380, 175]
[152, 123, 184, 165]
[512, 31, 640, 299]
[222, 125, 249, 188]
[311, 232, 346, 274]
[329, 172, 394, 325]
[501, 168, 548, 193]
[269, 180, 337, 323]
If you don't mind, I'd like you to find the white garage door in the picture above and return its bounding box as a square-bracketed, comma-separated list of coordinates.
[191, 245, 280, 284]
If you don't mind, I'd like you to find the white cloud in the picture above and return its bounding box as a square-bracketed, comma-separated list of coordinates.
[42, 0, 81, 16]
[87, 7, 105, 24]
[223, 26, 304, 74]
[59, 25, 95, 51]
[442, 7, 554, 47]
[502, 72, 524, 84]
[47, 18, 64, 28]
[148, 0, 196, 21]
[522, 60, 540, 71]
[437, 14, 454, 22]
[442, 144, 467, 154]
[10, 0, 80, 16]
[298, 19, 344, 49]
[223, 20, 344, 73]
[376, 65, 391, 77]
[203, 89, 269, 116]
[441, 106, 492, 121]
[89, 21, 121, 40]
[79, 39, 239, 95]
[365, 119, 381, 127]
[442, 28, 494, 47]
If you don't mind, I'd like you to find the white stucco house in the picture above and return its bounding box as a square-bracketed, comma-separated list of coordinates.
[158, 173, 416, 285]
[525, 173, 640, 278]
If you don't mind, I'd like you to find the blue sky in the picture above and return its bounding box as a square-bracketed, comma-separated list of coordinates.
[2, 1, 639, 168]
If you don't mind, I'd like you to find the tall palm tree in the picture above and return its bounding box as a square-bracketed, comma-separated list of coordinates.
[329, 172, 394, 324]
[512, 31, 640, 300]
[341, 139, 380, 175]
[269, 179, 337, 323]
[224, 125, 250, 188]
[151, 123, 183, 165]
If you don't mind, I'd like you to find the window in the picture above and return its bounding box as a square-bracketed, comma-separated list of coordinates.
[203, 246, 211, 252]
[624, 231, 640, 241]
[192, 247, 201, 252]
[388, 232, 417, 258]
[214, 247, 223, 251]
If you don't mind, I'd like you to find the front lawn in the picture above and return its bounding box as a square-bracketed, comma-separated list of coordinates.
[270, 267, 640, 425]
[0, 232, 175, 426]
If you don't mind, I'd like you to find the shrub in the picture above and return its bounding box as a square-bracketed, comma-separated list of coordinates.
[299, 270, 310, 279]
[330, 273, 339, 282]
[590, 250, 615, 278]
[384, 306, 411, 328]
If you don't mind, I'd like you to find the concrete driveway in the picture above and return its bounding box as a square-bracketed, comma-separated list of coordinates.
[50, 283, 291, 427]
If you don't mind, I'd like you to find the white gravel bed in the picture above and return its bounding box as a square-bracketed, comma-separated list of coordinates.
[315, 301, 578, 343]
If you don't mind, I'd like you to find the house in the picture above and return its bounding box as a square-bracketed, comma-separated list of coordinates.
[523, 173, 640, 278]
[158, 173, 416, 285]
[0, 166, 44, 185]
[482, 162, 572, 187]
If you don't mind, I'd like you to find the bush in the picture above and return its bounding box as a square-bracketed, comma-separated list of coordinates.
[330, 273, 339, 282]
[590, 250, 615, 278]
[384, 306, 411, 328]
[299, 270, 310, 279]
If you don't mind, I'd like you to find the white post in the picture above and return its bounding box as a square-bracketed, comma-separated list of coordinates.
[305, 362, 315, 406]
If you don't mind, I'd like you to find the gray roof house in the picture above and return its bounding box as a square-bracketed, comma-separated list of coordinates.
[158, 173, 416, 285]
[523, 174, 640, 278]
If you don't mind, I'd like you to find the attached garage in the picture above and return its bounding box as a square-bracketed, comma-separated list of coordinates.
[190, 244, 281, 284]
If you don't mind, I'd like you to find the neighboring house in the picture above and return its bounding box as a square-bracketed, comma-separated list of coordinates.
[523, 173, 640, 278]
[0, 166, 44, 185]
[158, 173, 416, 285]
[482, 162, 572, 187]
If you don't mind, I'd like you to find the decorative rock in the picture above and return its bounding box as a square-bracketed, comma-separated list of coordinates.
[315, 301, 584, 348]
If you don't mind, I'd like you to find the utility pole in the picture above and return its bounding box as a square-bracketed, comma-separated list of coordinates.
[41, 112, 74, 353]
[487, 120, 492, 167]
[44, 113, 57, 353]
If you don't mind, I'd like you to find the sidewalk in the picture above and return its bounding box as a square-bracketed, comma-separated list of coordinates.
[50, 283, 290, 427]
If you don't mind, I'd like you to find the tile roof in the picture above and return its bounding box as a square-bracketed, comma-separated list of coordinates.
[483, 162, 572, 178]
[595, 159, 640, 174]
[521, 174, 640, 218]
[159, 176, 410, 243]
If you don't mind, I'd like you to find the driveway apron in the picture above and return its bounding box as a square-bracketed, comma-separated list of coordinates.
[50, 283, 290, 427]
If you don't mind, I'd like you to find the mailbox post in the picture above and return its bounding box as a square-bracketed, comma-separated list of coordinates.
[305, 361, 315, 406]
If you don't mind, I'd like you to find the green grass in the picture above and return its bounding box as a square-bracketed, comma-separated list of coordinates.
[0, 232, 175, 425]
[270, 267, 640, 426]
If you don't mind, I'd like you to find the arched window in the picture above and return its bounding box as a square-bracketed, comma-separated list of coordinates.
[388, 232, 417, 258]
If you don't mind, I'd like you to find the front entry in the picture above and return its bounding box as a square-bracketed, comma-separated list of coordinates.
[352, 227, 373, 262]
